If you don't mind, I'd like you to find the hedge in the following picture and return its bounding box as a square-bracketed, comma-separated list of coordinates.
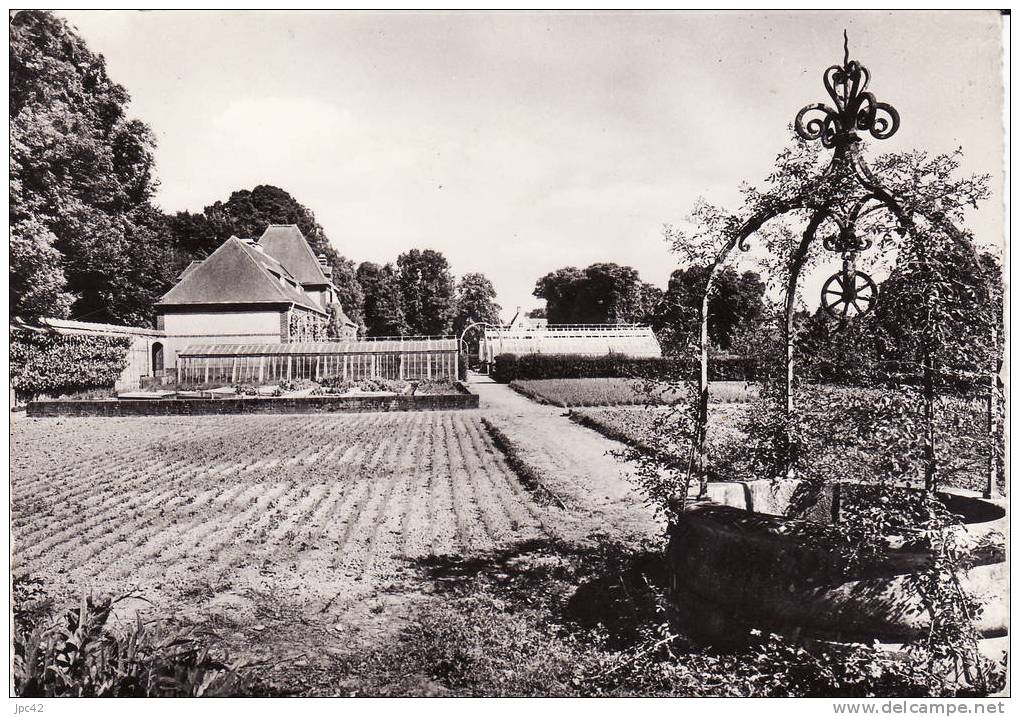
[491, 353, 755, 383]
[11, 329, 131, 399]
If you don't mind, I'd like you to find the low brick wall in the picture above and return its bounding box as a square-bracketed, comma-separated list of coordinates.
[27, 386, 478, 418]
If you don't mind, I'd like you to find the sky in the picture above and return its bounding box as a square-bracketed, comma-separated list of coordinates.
[60, 10, 1006, 321]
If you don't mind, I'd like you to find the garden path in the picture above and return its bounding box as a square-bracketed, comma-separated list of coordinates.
[469, 374, 663, 546]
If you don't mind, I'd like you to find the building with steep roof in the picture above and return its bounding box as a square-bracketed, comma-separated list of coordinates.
[155, 225, 357, 369]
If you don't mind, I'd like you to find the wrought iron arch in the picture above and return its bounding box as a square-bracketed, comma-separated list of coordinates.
[693, 33, 999, 498]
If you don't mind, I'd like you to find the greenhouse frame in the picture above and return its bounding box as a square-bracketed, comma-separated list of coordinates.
[176, 338, 460, 384]
[479, 324, 661, 363]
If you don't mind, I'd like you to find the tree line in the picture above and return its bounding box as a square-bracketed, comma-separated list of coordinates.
[11, 10, 1000, 369]
[10, 11, 501, 340]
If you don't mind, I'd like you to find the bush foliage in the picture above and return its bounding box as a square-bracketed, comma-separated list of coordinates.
[492, 353, 753, 384]
[11, 329, 131, 399]
[13, 587, 246, 697]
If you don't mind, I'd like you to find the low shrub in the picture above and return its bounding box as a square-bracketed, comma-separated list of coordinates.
[313, 376, 410, 395]
[492, 353, 754, 383]
[49, 386, 118, 401]
[414, 379, 458, 396]
[277, 378, 318, 393]
[11, 329, 131, 401]
[13, 591, 247, 697]
[359, 377, 409, 394]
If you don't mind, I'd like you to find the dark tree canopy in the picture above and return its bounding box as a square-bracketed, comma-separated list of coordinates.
[396, 249, 456, 336]
[652, 266, 766, 353]
[357, 262, 407, 337]
[9, 12, 490, 337]
[872, 246, 1002, 379]
[533, 263, 659, 325]
[453, 273, 502, 351]
[10, 10, 169, 324]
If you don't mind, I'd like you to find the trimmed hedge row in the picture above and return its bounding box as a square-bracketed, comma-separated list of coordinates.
[11, 330, 131, 399]
[491, 353, 755, 383]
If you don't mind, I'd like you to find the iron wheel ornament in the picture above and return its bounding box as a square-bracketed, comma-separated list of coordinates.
[821, 268, 877, 319]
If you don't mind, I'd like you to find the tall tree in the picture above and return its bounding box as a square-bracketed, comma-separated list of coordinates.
[357, 262, 407, 337]
[453, 273, 501, 351]
[652, 266, 766, 353]
[533, 263, 657, 325]
[9, 219, 75, 321]
[533, 267, 586, 324]
[396, 249, 455, 335]
[11, 10, 167, 324]
[872, 246, 1002, 377]
[323, 252, 365, 331]
[197, 185, 330, 252]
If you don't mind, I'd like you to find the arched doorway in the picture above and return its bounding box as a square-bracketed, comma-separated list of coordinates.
[151, 342, 164, 376]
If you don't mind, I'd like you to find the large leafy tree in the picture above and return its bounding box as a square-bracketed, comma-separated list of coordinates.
[872, 246, 1001, 381]
[532, 267, 585, 323]
[357, 262, 407, 337]
[196, 185, 330, 251]
[9, 219, 75, 320]
[453, 273, 501, 351]
[652, 265, 766, 354]
[396, 249, 455, 336]
[10, 10, 170, 324]
[533, 263, 659, 325]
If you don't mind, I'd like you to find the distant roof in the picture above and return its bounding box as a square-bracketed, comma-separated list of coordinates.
[23, 318, 165, 338]
[178, 338, 458, 357]
[332, 304, 358, 328]
[258, 225, 330, 286]
[176, 260, 203, 282]
[156, 237, 325, 314]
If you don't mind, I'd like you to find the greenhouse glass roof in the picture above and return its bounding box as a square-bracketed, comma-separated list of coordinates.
[178, 339, 459, 357]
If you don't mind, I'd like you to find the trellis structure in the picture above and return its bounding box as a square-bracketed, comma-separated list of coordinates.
[176, 337, 460, 384]
[693, 34, 999, 497]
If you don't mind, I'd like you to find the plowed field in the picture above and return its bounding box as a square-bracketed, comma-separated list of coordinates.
[12, 413, 566, 629]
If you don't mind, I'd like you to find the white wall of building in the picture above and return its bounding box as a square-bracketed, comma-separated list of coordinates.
[161, 310, 284, 367]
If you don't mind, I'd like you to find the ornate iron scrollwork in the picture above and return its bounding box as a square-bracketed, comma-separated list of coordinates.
[795, 32, 900, 148]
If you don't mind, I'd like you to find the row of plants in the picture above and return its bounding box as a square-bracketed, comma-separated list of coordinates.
[491, 352, 754, 384]
[188, 377, 459, 397]
[11, 329, 131, 401]
[511, 377, 754, 408]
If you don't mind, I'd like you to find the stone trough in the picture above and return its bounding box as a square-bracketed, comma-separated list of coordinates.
[667, 480, 1007, 650]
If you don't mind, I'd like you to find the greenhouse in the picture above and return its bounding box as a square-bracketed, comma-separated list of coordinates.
[176, 338, 460, 384]
[479, 324, 661, 364]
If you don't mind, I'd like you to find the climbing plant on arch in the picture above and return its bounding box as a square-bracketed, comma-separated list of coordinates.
[669, 37, 1000, 500]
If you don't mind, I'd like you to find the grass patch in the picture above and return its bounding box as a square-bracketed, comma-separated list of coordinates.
[481, 417, 568, 509]
[570, 384, 1001, 493]
[327, 537, 975, 697]
[510, 378, 755, 408]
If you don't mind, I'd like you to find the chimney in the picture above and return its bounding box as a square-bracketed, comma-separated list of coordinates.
[317, 253, 333, 278]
